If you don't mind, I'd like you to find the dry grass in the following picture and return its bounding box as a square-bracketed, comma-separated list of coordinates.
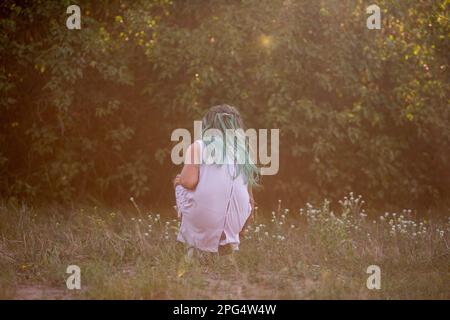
[0, 194, 449, 299]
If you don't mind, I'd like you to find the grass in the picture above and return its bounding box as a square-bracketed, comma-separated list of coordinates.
[0, 193, 449, 299]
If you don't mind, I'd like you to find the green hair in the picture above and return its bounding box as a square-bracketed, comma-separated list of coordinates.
[201, 104, 259, 186]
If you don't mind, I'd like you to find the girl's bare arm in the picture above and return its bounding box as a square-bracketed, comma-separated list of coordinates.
[174, 142, 200, 190]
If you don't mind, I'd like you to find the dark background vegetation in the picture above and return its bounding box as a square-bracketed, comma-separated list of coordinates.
[0, 0, 449, 211]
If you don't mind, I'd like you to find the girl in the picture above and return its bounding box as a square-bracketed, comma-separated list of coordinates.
[173, 104, 258, 255]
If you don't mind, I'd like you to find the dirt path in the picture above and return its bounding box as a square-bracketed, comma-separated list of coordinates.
[13, 285, 78, 300]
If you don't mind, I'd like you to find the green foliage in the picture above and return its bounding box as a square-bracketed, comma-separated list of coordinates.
[0, 0, 449, 208]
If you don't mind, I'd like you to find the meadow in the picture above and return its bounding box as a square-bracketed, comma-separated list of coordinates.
[0, 193, 448, 300]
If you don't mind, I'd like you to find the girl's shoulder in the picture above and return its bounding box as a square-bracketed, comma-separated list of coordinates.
[184, 140, 203, 165]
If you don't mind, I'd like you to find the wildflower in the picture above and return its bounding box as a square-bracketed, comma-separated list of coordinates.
[291, 225, 295, 229]
[264, 232, 269, 236]
[131, 217, 135, 221]
[144, 233, 149, 236]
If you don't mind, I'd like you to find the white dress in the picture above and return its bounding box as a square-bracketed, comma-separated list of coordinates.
[175, 140, 252, 252]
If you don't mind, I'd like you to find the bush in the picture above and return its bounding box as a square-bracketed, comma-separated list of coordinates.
[0, 0, 449, 209]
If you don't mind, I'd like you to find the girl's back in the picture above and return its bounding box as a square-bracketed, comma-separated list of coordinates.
[176, 140, 251, 252]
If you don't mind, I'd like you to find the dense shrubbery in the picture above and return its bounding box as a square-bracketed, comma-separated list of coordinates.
[0, 0, 449, 209]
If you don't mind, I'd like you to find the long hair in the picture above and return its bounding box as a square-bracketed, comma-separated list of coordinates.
[201, 104, 259, 186]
